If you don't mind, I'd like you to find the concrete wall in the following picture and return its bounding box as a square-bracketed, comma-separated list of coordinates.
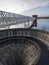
[0, 29, 49, 48]
[0, 28, 41, 65]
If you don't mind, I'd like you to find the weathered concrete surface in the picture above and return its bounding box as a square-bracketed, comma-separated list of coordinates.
[0, 29, 49, 65]
[0, 29, 49, 48]
[0, 37, 40, 65]
[26, 37, 49, 65]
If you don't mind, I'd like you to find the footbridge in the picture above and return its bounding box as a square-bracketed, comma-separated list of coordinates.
[0, 11, 37, 28]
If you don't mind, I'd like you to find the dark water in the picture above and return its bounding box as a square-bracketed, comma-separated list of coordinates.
[33, 19, 49, 32]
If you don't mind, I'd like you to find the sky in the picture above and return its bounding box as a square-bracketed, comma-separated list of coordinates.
[0, 0, 49, 16]
[22, 4, 49, 16]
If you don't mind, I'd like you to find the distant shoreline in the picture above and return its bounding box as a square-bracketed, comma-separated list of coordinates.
[38, 17, 49, 19]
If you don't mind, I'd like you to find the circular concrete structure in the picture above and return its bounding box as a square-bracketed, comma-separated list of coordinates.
[0, 37, 40, 65]
[0, 28, 49, 65]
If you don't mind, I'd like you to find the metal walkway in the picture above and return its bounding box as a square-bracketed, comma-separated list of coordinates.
[0, 11, 37, 29]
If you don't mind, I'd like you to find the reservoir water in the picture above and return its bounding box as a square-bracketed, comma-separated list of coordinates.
[33, 19, 49, 32]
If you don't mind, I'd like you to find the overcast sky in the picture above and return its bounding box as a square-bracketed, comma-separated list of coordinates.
[0, 0, 49, 15]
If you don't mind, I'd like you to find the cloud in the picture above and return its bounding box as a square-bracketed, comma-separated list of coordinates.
[0, 0, 24, 13]
[22, 0, 49, 13]
[0, 0, 49, 14]
[33, 1, 49, 8]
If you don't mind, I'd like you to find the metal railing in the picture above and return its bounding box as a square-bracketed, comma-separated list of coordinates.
[0, 11, 37, 29]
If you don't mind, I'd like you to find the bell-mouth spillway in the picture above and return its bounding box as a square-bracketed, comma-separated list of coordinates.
[0, 36, 40, 65]
[0, 28, 49, 65]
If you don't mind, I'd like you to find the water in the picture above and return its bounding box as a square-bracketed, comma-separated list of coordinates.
[33, 19, 49, 32]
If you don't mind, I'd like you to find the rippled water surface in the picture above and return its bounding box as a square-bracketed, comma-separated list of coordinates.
[33, 19, 49, 32]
